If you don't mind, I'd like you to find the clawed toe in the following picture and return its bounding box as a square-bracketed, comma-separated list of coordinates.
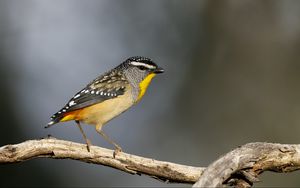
[113, 147, 122, 158]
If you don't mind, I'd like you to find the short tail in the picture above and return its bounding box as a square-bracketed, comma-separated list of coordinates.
[45, 120, 57, 128]
[45, 112, 63, 128]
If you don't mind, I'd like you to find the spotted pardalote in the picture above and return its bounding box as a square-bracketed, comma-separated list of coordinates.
[46, 56, 164, 156]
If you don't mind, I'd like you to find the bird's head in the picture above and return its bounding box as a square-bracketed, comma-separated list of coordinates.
[121, 56, 164, 101]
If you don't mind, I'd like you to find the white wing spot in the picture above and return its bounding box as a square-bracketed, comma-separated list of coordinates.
[62, 109, 66, 112]
[91, 91, 95, 94]
[103, 92, 107, 96]
[65, 106, 69, 109]
[58, 111, 61, 114]
[69, 100, 76, 106]
[107, 93, 110, 96]
[84, 90, 89, 93]
[81, 90, 85, 93]
[100, 91, 103, 95]
[96, 91, 100, 94]
[74, 94, 80, 99]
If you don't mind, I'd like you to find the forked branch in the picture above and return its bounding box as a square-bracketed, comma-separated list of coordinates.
[194, 142, 300, 187]
[1, 138, 300, 187]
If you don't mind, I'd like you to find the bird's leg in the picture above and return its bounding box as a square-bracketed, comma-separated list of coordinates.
[75, 120, 91, 152]
[96, 124, 122, 158]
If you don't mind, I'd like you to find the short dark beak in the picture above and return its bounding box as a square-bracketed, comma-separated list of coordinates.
[154, 67, 164, 74]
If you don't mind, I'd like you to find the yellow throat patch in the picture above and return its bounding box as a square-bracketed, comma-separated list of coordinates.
[137, 73, 156, 102]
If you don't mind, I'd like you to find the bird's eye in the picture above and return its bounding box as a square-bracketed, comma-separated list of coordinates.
[138, 66, 147, 71]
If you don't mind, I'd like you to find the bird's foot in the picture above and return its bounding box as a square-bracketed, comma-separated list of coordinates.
[86, 139, 92, 152]
[113, 146, 122, 158]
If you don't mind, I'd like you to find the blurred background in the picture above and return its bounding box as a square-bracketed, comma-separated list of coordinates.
[1, 0, 300, 186]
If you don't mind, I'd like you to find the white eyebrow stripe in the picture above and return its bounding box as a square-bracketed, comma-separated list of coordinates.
[130, 61, 156, 69]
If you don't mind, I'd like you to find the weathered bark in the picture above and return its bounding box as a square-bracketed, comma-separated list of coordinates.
[0, 137, 203, 184]
[1, 138, 300, 187]
[194, 143, 300, 187]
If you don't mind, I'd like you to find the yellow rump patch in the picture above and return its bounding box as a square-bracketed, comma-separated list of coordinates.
[137, 73, 156, 102]
[59, 110, 80, 122]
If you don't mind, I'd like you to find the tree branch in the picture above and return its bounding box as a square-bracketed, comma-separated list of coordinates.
[1, 138, 300, 187]
[0, 137, 203, 184]
[193, 142, 300, 187]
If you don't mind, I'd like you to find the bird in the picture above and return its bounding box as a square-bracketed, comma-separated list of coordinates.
[45, 56, 164, 156]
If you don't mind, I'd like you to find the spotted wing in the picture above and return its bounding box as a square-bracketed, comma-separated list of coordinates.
[49, 70, 128, 124]
[63, 84, 126, 112]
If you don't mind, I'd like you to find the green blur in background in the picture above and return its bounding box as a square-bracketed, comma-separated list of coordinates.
[1, 0, 300, 186]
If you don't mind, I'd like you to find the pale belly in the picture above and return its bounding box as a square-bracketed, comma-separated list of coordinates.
[76, 90, 134, 127]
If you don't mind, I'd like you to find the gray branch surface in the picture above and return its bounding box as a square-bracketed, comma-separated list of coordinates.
[0, 137, 203, 184]
[1, 138, 300, 187]
[194, 142, 300, 187]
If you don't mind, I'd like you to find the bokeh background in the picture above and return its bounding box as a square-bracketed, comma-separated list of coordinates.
[1, 0, 300, 186]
